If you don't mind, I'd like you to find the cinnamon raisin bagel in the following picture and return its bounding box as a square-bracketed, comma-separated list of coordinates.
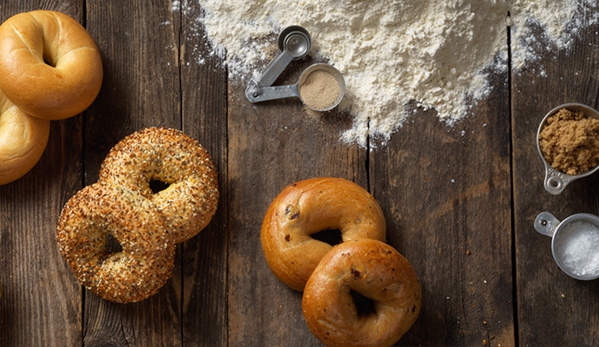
[261, 177, 386, 291]
[56, 182, 176, 303]
[0, 10, 103, 120]
[99, 127, 219, 243]
[0, 89, 50, 185]
[302, 239, 421, 347]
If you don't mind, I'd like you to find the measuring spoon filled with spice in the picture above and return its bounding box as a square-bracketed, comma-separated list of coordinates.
[537, 103, 599, 195]
[246, 63, 346, 112]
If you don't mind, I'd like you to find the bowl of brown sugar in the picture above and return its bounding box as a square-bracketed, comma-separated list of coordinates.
[537, 103, 599, 195]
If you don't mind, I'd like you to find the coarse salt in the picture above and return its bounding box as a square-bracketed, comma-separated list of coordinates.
[555, 220, 599, 277]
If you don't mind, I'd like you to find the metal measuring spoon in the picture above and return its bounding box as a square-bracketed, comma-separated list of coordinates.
[245, 26, 311, 99]
[246, 63, 346, 112]
[537, 103, 599, 195]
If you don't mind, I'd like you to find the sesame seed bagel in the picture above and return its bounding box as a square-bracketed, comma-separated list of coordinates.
[56, 182, 176, 303]
[302, 239, 421, 347]
[0, 89, 50, 185]
[261, 177, 386, 292]
[0, 10, 103, 120]
[99, 127, 219, 243]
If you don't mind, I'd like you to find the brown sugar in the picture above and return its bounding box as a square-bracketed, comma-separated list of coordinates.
[299, 69, 340, 110]
[539, 108, 599, 175]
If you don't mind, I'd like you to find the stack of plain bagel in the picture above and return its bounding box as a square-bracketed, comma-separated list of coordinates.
[261, 177, 421, 347]
[0, 10, 103, 185]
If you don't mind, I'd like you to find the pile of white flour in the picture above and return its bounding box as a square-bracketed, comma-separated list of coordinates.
[183, 0, 598, 147]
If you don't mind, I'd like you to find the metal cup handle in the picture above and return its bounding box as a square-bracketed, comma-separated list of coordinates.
[534, 211, 560, 237]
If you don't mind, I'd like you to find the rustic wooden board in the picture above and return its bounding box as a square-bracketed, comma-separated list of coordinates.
[371, 64, 514, 345]
[82, 1, 184, 346]
[226, 52, 368, 346]
[179, 0, 228, 345]
[1, 0, 599, 346]
[512, 13, 599, 347]
[0, 2, 85, 347]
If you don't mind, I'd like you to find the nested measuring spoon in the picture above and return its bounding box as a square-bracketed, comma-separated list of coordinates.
[537, 103, 599, 195]
[246, 63, 346, 112]
[245, 26, 311, 99]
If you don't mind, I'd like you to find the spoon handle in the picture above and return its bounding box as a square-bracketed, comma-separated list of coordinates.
[254, 50, 294, 89]
[245, 84, 299, 103]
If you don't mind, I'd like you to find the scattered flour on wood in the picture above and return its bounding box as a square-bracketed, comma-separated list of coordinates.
[185, 0, 598, 147]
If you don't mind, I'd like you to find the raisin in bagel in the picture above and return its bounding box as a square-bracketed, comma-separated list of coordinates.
[261, 177, 386, 291]
[99, 127, 219, 243]
[56, 182, 176, 303]
[0, 89, 50, 185]
[302, 239, 421, 347]
[0, 10, 103, 120]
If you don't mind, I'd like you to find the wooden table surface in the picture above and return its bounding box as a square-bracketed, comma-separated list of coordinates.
[1, 1, 599, 346]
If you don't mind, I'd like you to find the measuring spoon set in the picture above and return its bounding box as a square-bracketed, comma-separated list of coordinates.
[245, 26, 345, 112]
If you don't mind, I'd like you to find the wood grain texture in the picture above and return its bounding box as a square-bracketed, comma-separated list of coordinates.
[82, 1, 182, 346]
[226, 53, 367, 346]
[179, 0, 228, 346]
[0, 1, 598, 346]
[370, 64, 513, 346]
[512, 12, 599, 347]
[0, 2, 84, 346]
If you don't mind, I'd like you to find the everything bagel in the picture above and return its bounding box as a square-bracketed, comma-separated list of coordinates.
[56, 182, 176, 303]
[99, 127, 219, 243]
[0, 10, 103, 120]
[261, 177, 386, 291]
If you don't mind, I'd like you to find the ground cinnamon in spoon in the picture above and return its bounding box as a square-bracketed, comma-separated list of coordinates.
[299, 69, 340, 110]
[539, 108, 599, 175]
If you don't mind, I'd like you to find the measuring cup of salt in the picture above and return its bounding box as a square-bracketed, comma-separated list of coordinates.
[534, 211, 599, 280]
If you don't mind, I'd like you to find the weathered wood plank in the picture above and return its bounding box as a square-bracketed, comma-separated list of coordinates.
[83, 1, 182, 345]
[512, 15, 599, 347]
[371, 65, 514, 345]
[179, 1, 229, 346]
[0, 2, 85, 346]
[226, 54, 368, 346]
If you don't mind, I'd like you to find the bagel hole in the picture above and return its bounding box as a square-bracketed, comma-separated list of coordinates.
[106, 233, 123, 253]
[43, 54, 56, 68]
[150, 180, 170, 194]
[350, 290, 376, 317]
[311, 229, 342, 246]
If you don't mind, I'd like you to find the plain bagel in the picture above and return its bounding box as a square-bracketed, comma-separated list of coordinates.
[261, 177, 386, 291]
[302, 239, 421, 347]
[0, 10, 103, 120]
[0, 89, 50, 185]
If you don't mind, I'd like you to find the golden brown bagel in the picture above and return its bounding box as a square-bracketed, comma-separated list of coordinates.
[0, 10, 103, 120]
[99, 127, 219, 243]
[0, 89, 50, 185]
[56, 182, 176, 303]
[261, 177, 386, 291]
[302, 239, 421, 347]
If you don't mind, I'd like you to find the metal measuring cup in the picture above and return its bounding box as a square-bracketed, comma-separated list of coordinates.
[246, 63, 346, 112]
[244, 25, 346, 111]
[537, 103, 599, 195]
[535, 211, 599, 280]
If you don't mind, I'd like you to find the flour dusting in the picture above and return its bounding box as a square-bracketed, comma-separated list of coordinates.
[186, 0, 598, 147]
